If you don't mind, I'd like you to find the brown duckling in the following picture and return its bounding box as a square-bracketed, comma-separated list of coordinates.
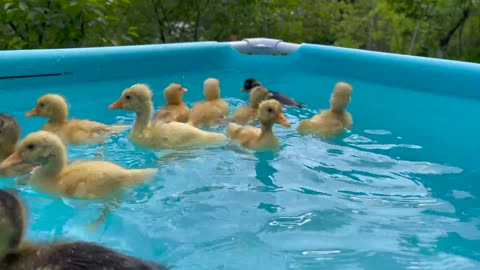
[241, 78, 305, 108]
[0, 114, 35, 177]
[153, 83, 189, 123]
[109, 83, 226, 150]
[0, 131, 157, 200]
[227, 99, 291, 151]
[297, 82, 353, 138]
[187, 78, 230, 127]
[230, 86, 271, 125]
[25, 94, 126, 145]
[0, 189, 168, 270]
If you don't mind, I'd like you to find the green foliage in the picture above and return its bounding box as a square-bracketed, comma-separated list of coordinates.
[0, 0, 479, 63]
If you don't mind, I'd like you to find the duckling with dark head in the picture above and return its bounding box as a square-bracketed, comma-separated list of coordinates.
[241, 78, 306, 108]
[0, 189, 169, 270]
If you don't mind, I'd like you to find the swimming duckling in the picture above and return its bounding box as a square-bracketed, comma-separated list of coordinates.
[230, 86, 271, 125]
[0, 114, 35, 177]
[297, 82, 353, 138]
[25, 94, 126, 145]
[187, 78, 230, 127]
[0, 189, 168, 270]
[0, 131, 157, 200]
[153, 83, 189, 123]
[241, 78, 305, 108]
[109, 83, 226, 150]
[227, 99, 291, 151]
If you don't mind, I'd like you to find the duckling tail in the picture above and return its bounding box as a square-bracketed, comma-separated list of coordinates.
[107, 124, 129, 134]
[206, 132, 227, 144]
[126, 168, 158, 185]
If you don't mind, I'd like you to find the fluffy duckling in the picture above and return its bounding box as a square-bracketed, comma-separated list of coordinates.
[0, 131, 157, 200]
[297, 82, 353, 137]
[153, 83, 189, 123]
[0, 189, 168, 270]
[230, 86, 271, 125]
[0, 114, 35, 177]
[109, 83, 226, 150]
[241, 78, 305, 108]
[227, 99, 291, 151]
[187, 78, 230, 127]
[0, 114, 20, 163]
[25, 94, 126, 145]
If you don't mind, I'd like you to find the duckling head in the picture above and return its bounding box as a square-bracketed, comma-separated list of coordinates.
[25, 94, 69, 122]
[258, 100, 291, 127]
[109, 83, 153, 112]
[0, 189, 26, 257]
[204, 78, 221, 100]
[164, 83, 187, 105]
[0, 114, 20, 148]
[249, 86, 271, 108]
[330, 82, 352, 112]
[241, 78, 261, 92]
[0, 131, 66, 170]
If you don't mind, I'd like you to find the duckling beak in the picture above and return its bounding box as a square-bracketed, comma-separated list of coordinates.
[25, 108, 38, 117]
[183, 88, 188, 93]
[276, 114, 291, 127]
[108, 99, 123, 109]
[267, 93, 274, 98]
[0, 152, 23, 169]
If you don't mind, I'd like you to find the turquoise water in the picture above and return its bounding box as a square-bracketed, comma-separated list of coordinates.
[1, 71, 480, 270]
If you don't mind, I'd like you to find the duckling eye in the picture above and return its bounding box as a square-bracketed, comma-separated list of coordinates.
[39, 103, 45, 108]
[125, 95, 131, 100]
[26, 144, 35, 150]
[267, 108, 273, 113]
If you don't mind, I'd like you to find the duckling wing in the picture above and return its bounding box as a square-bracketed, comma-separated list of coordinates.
[230, 106, 256, 124]
[57, 161, 153, 199]
[298, 114, 344, 138]
[152, 121, 225, 148]
[153, 107, 177, 123]
[154, 105, 189, 123]
[188, 102, 225, 127]
[227, 123, 260, 146]
[270, 91, 305, 108]
[62, 119, 111, 144]
[216, 99, 230, 115]
[38, 242, 168, 270]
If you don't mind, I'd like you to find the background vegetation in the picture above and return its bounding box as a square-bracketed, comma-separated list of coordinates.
[1, 0, 480, 63]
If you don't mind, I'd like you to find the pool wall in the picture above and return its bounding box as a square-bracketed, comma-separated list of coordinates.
[1, 39, 480, 100]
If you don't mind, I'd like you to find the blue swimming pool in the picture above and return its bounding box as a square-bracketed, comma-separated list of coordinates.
[1, 39, 480, 270]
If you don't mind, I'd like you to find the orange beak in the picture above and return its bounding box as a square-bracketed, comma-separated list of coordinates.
[25, 108, 38, 117]
[276, 114, 291, 127]
[108, 99, 123, 109]
[0, 152, 23, 169]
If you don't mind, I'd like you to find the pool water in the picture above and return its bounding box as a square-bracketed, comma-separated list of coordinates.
[1, 71, 480, 270]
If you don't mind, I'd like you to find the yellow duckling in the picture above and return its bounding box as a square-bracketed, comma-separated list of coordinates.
[0, 114, 35, 177]
[227, 99, 291, 151]
[153, 83, 189, 123]
[297, 82, 353, 138]
[187, 78, 230, 127]
[230, 86, 271, 125]
[0, 131, 157, 200]
[25, 94, 126, 145]
[109, 83, 226, 150]
[0, 189, 168, 270]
